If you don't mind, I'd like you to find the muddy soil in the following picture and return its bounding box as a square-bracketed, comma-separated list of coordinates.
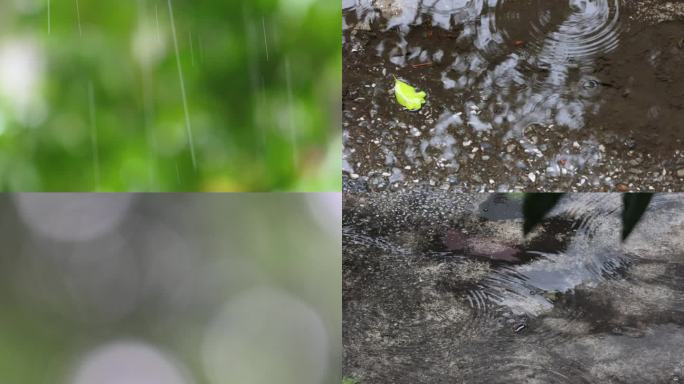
[343, 192, 684, 383]
[342, 0, 684, 192]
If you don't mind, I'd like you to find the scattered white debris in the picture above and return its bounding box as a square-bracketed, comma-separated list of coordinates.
[528, 172, 536, 182]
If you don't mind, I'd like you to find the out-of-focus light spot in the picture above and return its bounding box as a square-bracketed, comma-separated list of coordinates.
[202, 175, 247, 192]
[279, 0, 317, 19]
[69, 341, 192, 384]
[202, 287, 329, 384]
[132, 23, 167, 69]
[306, 193, 341, 236]
[14, 194, 133, 242]
[10, 0, 42, 14]
[0, 39, 44, 124]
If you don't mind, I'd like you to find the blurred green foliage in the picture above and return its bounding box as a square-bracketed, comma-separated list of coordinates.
[0, 0, 341, 191]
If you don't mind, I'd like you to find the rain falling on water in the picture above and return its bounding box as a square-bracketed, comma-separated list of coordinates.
[343, 0, 684, 192]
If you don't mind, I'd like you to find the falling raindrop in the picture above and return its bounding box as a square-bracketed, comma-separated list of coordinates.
[137, 0, 159, 189]
[47, 0, 51, 35]
[189, 31, 195, 67]
[243, 6, 266, 157]
[284, 57, 299, 169]
[155, 4, 161, 44]
[167, 0, 197, 169]
[75, 0, 82, 36]
[88, 82, 100, 190]
[262, 17, 270, 62]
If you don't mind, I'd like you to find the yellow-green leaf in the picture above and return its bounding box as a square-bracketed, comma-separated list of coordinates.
[394, 76, 426, 111]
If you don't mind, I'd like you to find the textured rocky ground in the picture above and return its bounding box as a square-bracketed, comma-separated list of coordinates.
[343, 192, 684, 383]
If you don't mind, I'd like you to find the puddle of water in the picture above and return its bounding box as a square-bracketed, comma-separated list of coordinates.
[343, 192, 684, 382]
[343, 0, 684, 192]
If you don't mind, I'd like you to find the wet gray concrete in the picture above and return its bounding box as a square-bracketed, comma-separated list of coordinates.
[342, 0, 684, 192]
[343, 192, 684, 383]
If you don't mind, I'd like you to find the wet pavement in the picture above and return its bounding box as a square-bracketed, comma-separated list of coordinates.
[342, 0, 684, 192]
[343, 192, 684, 383]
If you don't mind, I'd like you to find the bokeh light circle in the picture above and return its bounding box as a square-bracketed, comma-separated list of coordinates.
[69, 341, 191, 384]
[202, 286, 330, 384]
[306, 193, 341, 236]
[14, 193, 133, 242]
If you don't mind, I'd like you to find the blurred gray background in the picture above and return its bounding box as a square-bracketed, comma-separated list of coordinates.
[0, 193, 341, 384]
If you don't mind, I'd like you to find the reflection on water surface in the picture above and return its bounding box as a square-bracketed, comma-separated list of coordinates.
[343, 0, 684, 191]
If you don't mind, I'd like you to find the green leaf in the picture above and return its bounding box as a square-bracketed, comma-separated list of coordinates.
[522, 193, 565, 235]
[394, 76, 426, 111]
[622, 193, 653, 240]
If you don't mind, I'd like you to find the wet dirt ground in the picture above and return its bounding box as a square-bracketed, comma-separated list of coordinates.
[343, 192, 684, 383]
[342, 0, 684, 192]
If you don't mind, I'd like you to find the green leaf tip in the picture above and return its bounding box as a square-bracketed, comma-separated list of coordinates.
[394, 77, 426, 111]
[622, 193, 653, 241]
[522, 193, 565, 236]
